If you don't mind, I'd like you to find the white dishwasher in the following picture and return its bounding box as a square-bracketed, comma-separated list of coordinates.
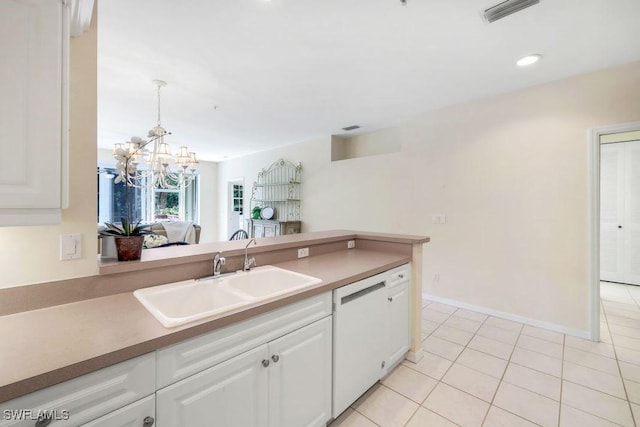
[332, 271, 389, 418]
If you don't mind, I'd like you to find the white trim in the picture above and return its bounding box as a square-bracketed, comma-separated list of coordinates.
[0, 209, 62, 226]
[423, 293, 590, 340]
[68, 0, 95, 37]
[588, 121, 640, 342]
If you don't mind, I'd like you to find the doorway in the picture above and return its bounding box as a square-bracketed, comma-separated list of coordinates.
[227, 179, 245, 239]
[589, 121, 640, 341]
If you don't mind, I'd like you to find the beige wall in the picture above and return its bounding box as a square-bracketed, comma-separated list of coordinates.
[0, 15, 99, 288]
[197, 161, 218, 242]
[218, 61, 640, 335]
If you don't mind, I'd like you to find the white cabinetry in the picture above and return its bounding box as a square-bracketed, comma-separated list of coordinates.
[0, 0, 69, 226]
[386, 266, 410, 373]
[157, 317, 332, 427]
[0, 354, 155, 427]
[82, 395, 155, 427]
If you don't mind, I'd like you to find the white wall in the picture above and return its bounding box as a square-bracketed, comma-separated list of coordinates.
[0, 14, 99, 288]
[197, 161, 218, 242]
[218, 61, 640, 334]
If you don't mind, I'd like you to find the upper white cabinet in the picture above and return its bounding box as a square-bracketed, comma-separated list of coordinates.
[0, 0, 69, 226]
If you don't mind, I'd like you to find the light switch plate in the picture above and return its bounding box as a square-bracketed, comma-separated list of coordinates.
[432, 214, 447, 224]
[60, 233, 82, 260]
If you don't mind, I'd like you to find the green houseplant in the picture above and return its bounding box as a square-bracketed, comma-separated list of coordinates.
[99, 218, 153, 262]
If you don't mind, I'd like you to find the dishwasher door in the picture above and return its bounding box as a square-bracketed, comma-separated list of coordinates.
[332, 273, 388, 418]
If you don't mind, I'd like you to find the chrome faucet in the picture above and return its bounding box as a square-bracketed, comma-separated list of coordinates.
[243, 238, 257, 271]
[213, 252, 226, 277]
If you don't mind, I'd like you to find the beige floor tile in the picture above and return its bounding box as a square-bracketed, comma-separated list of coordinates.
[353, 384, 418, 427]
[405, 407, 458, 427]
[561, 380, 634, 427]
[424, 309, 451, 324]
[484, 317, 523, 333]
[620, 361, 640, 382]
[422, 319, 441, 334]
[510, 347, 562, 377]
[423, 335, 465, 361]
[521, 325, 565, 344]
[330, 408, 378, 427]
[403, 351, 453, 380]
[612, 334, 640, 352]
[477, 324, 519, 345]
[563, 347, 619, 375]
[456, 348, 508, 378]
[502, 363, 561, 400]
[468, 335, 514, 360]
[422, 299, 430, 308]
[606, 314, 640, 329]
[559, 405, 620, 427]
[616, 346, 640, 366]
[631, 402, 640, 424]
[432, 325, 475, 346]
[381, 364, 438, 404]
[423, 383, 490, 427]
[516, 334, 563, 359]
[483, 406, 538, 427]
[429, 302, 459, 315]
[624, 379, 640, 405]
[443, 315, 483, 333]
[605, 307, 640, 320]
[562, 361, 626, 399]
[442, 363, 500, 402]
[453, 309, 488, 323]
[564, 336, 615, 358]
[493, 382, 559, 427]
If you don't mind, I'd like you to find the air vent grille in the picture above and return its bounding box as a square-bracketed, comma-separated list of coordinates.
[342, 125, 360, 131]
[484, 0, 540, 23]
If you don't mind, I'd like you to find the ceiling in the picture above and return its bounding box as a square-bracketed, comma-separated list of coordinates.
[97, 0, 640, 162]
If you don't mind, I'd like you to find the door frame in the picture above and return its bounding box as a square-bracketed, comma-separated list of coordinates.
[227, 177, 245, 239]
[588, 120, 640, 341]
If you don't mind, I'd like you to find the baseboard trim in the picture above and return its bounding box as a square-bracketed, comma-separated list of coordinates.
[404, 348, 424, 364]
[423, 293, 591, 340]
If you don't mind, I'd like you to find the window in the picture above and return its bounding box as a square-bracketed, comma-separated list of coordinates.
[232, 184, 243, 215]
[98, 167, 199, 224]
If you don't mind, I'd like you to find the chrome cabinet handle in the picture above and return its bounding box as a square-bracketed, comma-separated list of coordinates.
[262, 359, 270, 368]
[272, 354, 280, 363]
[399, 274, 404, 279]
[143, 416, 155, 427]
[35, 416, 52, 427]
[388, 296, 393, 302]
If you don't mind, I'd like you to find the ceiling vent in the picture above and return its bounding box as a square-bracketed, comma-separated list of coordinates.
[483, 0, 540, 23]
[342, 125, 360, 131]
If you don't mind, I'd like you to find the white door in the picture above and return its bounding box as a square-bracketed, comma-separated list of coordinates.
[228, 181, 244, 238]
[156, 344, 269, 427]
[387, 282, 410, 370]
[268, 317, 332, 427]
[624, 141, 640, 285]
[600, 143, 626, 282]
[601, 140, 640, 285]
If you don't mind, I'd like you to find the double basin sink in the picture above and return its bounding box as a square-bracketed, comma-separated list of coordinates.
[134, 266, 322, 328]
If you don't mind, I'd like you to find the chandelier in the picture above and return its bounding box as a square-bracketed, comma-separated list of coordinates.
[112, 79, 198, 189]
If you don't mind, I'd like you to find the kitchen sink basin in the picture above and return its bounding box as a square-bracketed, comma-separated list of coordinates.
[134, 266, 322, 328]
[221, 266, 323, 299]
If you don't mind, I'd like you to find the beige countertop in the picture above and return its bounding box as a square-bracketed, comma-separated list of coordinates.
[0, 247, 414, 403]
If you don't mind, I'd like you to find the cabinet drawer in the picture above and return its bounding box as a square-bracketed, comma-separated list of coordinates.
[0, 353, 155, 427]
[81, 395, 154, 427]
[156, 292, 331, 389]
[386, 263, 410, 288]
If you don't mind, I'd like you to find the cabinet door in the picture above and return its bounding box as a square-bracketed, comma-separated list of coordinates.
[81, 395, 155, 427]
[264, 224, 277, 237]
[0, 0, 66, 220]
[387, 282, 410, 371]
[156, 344, 269, 427]
[268, 317, 332, 427]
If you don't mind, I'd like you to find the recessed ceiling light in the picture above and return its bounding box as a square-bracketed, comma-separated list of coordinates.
[517, 54, 542, 67]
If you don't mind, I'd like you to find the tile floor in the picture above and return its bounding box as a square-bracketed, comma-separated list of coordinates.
[330, 282, 640, 427]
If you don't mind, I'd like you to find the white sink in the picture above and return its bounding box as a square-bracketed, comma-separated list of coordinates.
[221, 266, 323, 299]
[134, 266, 322, 328]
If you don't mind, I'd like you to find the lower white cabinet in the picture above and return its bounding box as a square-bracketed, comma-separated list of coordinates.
[157, 316, 332, 427]
[387, 280, 410, 372]
[81, 395, 155, 427]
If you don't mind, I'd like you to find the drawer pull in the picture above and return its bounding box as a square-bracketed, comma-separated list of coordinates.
[388, 297, 393, 302]
[143, 416, 155, 427]
[272, 354, 280, 363]
[262, 359, 270, 368]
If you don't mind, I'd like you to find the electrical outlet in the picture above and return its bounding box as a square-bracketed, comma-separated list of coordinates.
[347, 240, 355, 249]
[432, 214, 447, 224]
[433, 273, 440, 282]
[298, 247, 309, 258]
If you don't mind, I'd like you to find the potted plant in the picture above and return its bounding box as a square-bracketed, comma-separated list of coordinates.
[99, 218, 153, 261]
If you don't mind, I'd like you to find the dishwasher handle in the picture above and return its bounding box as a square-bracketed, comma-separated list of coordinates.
[340, 281, 386, 305]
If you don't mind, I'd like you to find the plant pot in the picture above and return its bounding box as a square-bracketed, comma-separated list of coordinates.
[114, 235, 144, 261]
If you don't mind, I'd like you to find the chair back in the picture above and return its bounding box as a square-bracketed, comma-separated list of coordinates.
[229, 229, 249, 240]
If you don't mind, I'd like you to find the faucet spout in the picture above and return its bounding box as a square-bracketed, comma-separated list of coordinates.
[213, 252, 226, 277]
[244, 238, 257, 271]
